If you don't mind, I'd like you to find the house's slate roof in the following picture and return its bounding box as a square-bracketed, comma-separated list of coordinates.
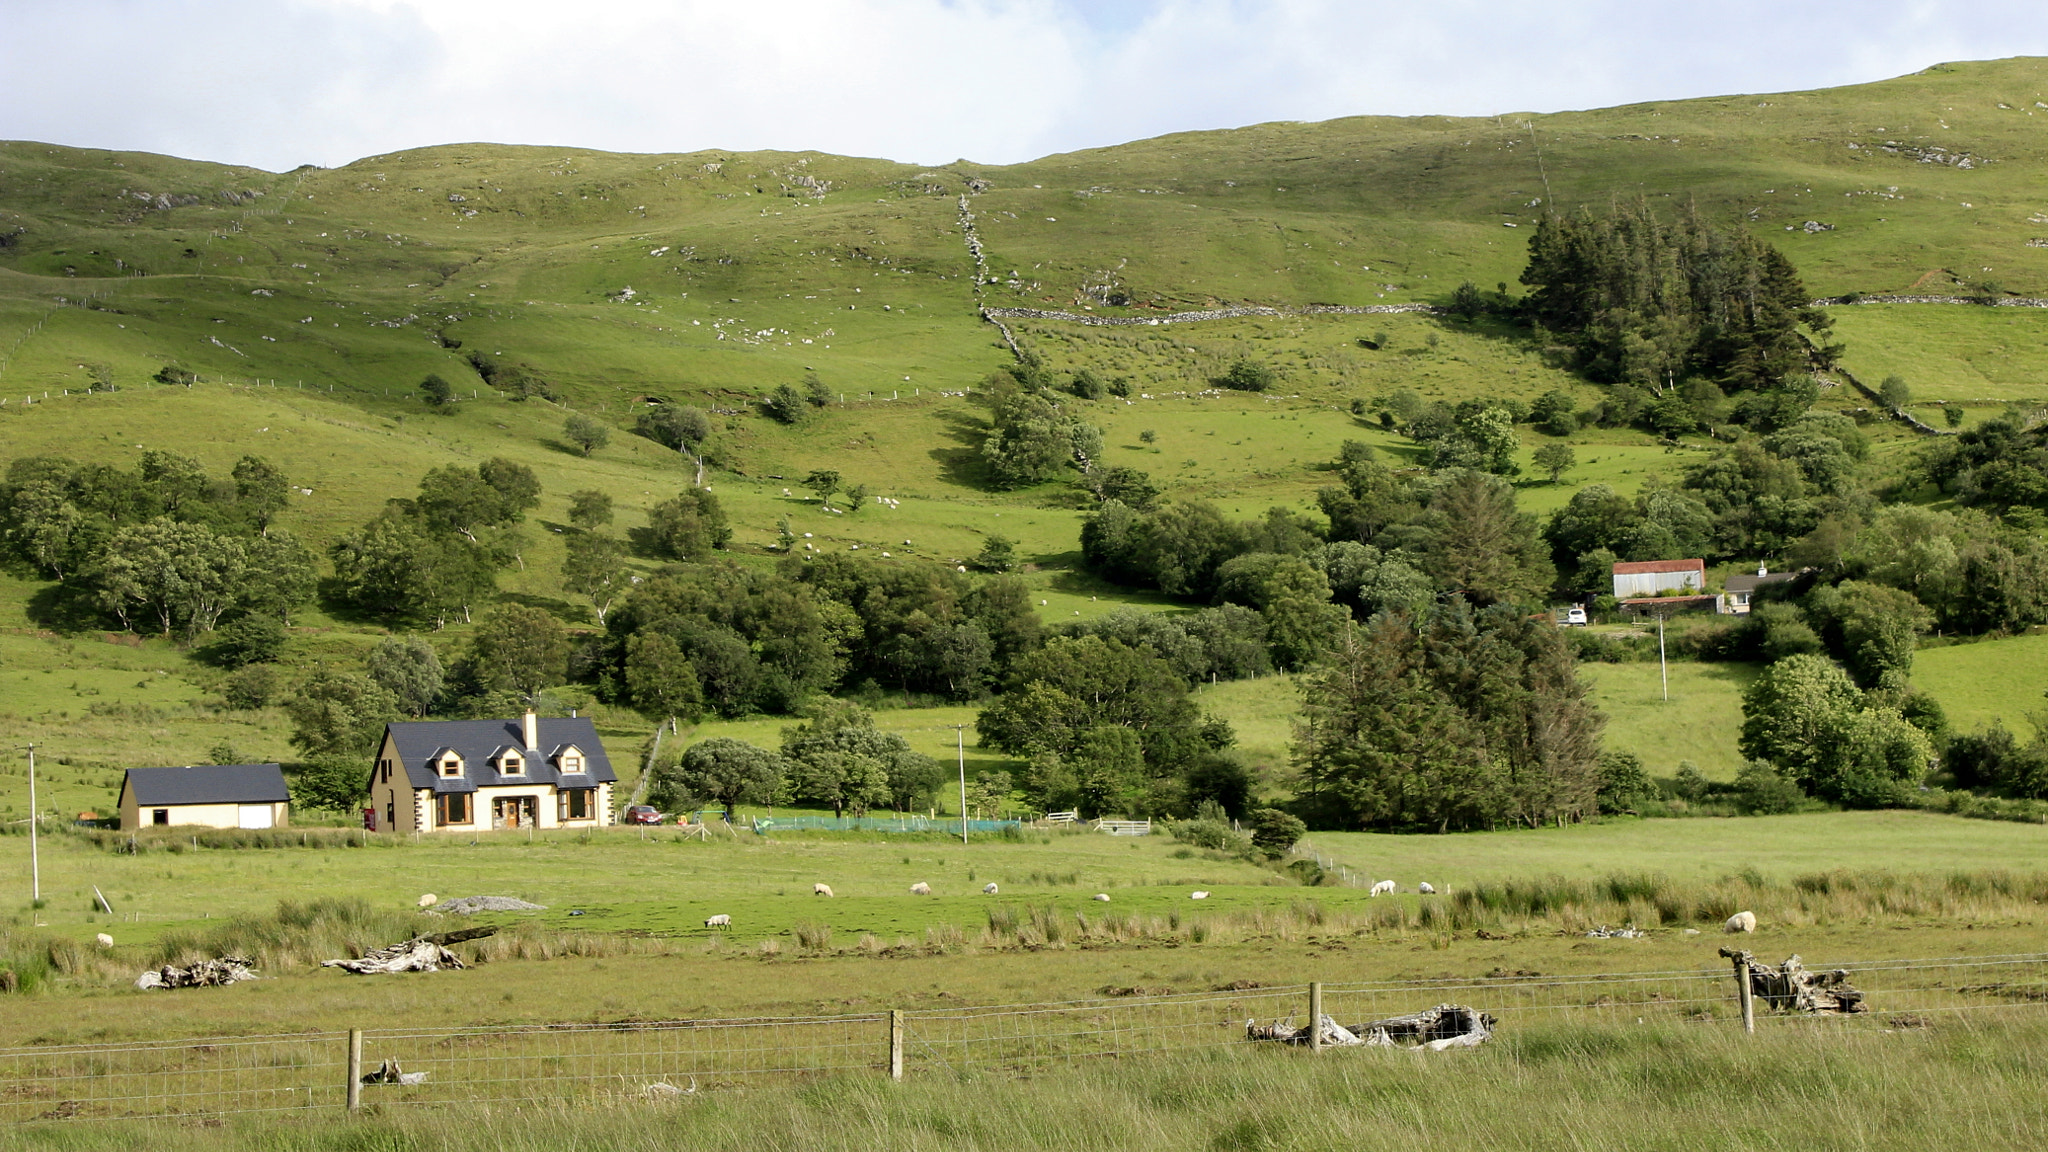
[378, 717, 616, 794]
[1725, 571, 1800, 594]
[1611, 559, 1706, 577]
[124, 764, 289, 807]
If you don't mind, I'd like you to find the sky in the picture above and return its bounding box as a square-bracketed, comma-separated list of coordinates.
[4, 0, 2048, 172]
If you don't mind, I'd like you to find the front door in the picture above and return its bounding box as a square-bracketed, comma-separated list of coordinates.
[492, 796, 537, 829]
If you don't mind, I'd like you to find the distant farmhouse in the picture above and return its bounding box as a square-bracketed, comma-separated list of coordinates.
[1722, 565, 1801, 614]
[1610, 559, 1706, 599]
[119, 764, 290, 831]
[1610, 558, 1719, 617]
[366, 710, 616, 833]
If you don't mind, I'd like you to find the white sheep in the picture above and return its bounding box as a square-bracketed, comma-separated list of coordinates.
[813, 883, 834, 897]
[94, 933, 114, 947]
[704, 914, 732, 929]
[1417, 882, 1435, 895]
[1370, 880, 1397, 897]
[417, 893, 439, 908]
[1724, 911, 1757, 934]
[909, 882, 932, 896]
[1190, 891, 1209, 900]
[983, 882, 998, 895]
[1092, 893, 1111, 902]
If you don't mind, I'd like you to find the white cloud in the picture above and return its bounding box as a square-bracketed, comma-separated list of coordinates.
[2, 0, 2045, 172]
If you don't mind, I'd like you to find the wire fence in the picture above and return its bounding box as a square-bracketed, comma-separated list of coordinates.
[4, 951, 2045, 1122]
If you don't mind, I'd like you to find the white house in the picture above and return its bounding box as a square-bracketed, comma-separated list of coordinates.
[365, 710, 617, 833]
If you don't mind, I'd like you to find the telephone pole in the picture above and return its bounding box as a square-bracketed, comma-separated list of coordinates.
[21, 744, 39, 903]
[951, 725, 969, 846]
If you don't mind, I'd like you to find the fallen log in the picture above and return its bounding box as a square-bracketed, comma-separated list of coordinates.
[1246, 1004, 1495, 1049]
[359, 1059, 429, 1086]
[1720, 949, 1866, 1014]
[135, 955, 257, 990]
[323, 927, 498, 975]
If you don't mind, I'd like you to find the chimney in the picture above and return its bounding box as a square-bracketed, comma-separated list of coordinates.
[522, 708, 538, 751]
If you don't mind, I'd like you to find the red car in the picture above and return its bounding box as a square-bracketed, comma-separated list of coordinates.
[622, 805, 664, 825]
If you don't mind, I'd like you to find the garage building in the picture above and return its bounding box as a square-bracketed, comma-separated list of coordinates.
[118, 764, 291, 831]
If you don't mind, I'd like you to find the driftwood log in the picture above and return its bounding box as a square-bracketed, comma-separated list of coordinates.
[359, 1059, 429, 1086]
[1720, 949, 1866, 1014]
[135, 956, 257, 990]
[322, 927, 498, 975]
[1246, 1004, 1496, 1050]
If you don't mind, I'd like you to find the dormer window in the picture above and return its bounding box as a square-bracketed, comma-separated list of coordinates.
[499, 753, 523, 776]
[557, 746, 585, 775]
[439, 757, 463, 778]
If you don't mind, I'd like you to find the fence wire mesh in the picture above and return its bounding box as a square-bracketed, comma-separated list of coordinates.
[3, 952, 2044, 1122]
[0, 1031, 346, 1122]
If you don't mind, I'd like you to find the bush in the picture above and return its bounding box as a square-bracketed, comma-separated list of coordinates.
[1218, 359, 1275, 393]
[208, 615, 287, 668]
[1733, 760, 1806, 815]
[1596, 751, 1656, 813]
[1169, 818, 1252, 857]
[973, 535, 1016, 574]
[563, 414, 610, 456]
[1248, 808, 1305, 857]
[761, 383, 809, 424]
[223, 663, 281, 710]
[1671, 762, 1710, 804]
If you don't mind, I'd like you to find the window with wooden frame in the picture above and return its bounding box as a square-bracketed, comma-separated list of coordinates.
[439, 756, 462, 778]
[559, 751, 585, 775]
[436, 792, 470, 826]
[499, 753, 524, 776]
[558, 788, 593, 821]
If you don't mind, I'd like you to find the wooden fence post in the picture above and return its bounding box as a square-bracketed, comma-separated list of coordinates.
[1308, 982, 1324, 1053]
[888, 1010, 904, 1081]
[345, 1029, 363, 1111]
[1737, 957, 1756, 1035]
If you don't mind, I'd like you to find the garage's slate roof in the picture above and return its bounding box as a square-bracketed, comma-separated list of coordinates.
[124, 764, 289, 806]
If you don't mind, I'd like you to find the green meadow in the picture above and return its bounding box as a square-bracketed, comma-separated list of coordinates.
[6, 65, 2048, 1124]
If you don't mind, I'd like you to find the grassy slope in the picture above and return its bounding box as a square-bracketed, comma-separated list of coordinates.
[1, 62, 2047, 825]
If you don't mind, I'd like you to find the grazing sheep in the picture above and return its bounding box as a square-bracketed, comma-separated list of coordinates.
[1370, 880, 1397, 897]
[909, 882, 932, 896]
[704, 914, 732, 929]
[813, 883, 834, 897]
[983, 882, 999, 895]
[1724, 911, 1757, 934]
[1092, 893, 1111, 902]
[94, 933, 114, 947]
[1417, 882, 1435, 895]
[417, 893, 439, 908]
[1190, 891, 1209, 900]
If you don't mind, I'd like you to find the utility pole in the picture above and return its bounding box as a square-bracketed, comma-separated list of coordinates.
[1658, 613, 1668, 702]
[23, 743, 39, 903]
[952, 725, 969, 846]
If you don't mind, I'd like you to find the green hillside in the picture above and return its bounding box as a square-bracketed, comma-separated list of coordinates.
[4, 56, 2048, 817]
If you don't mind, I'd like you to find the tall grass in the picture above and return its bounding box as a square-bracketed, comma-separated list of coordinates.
[143, 898, 650, 973]
[18, 1016, 2048, 1149]
[967, 869, 2048, 953]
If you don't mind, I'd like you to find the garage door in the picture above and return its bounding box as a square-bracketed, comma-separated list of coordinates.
[238, 804, 274, 829]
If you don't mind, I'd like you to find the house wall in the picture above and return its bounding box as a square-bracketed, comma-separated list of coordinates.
[411, 783, 613, 832]
[119, 801, 286, 831]
[1612, 570, 1703, 599]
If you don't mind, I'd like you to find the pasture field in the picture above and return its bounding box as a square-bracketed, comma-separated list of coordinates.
[1913, 631, 2048, 736]
[1580, 660, 1759, 780]
[6, 809, 2048, 1048]
[16, 1019, 2048, 1152]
